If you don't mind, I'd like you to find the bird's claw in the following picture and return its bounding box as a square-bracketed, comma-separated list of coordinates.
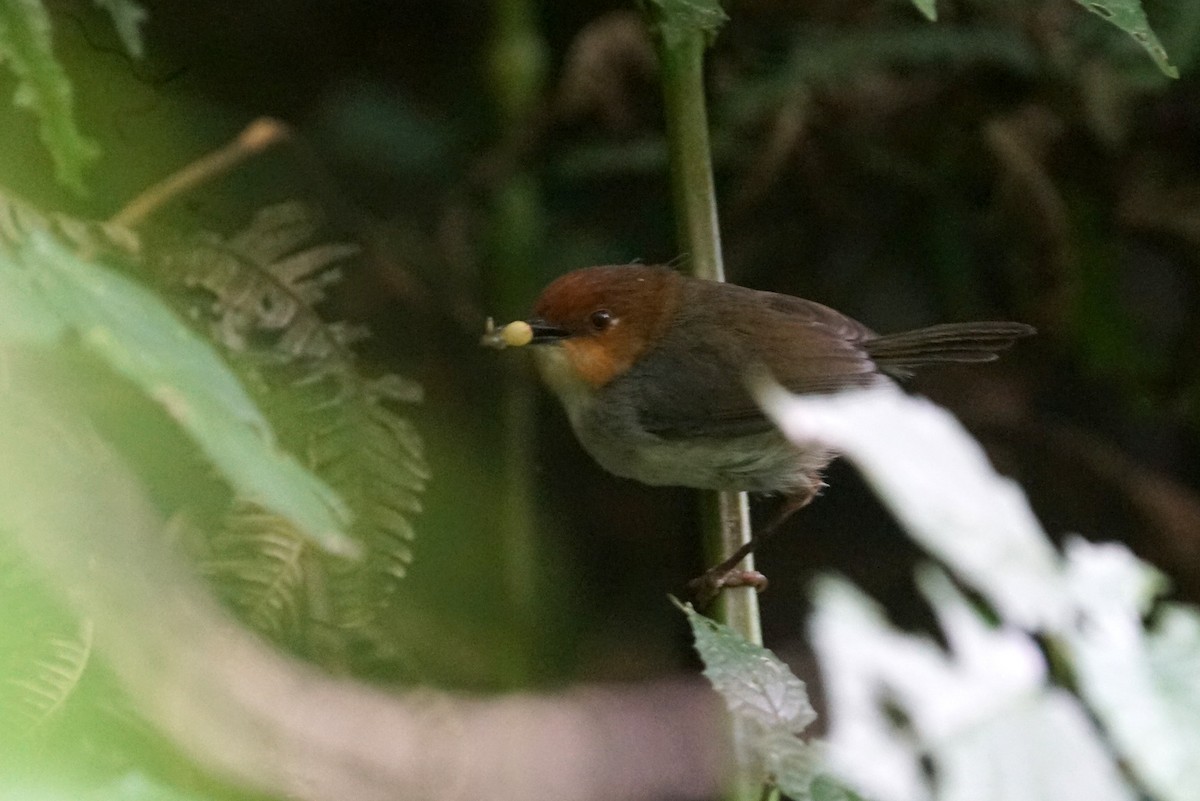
[687, 568, 769, 606]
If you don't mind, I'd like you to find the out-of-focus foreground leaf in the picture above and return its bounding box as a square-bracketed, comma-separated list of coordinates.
[0, 231, 354, 555]
[756, 386, 1200, 801]
[903, 0, 1177, 76]
[0, 772, 211, 801]
[756, 386, 1067, 631]
[92, 0, 147, 59]
[0, 0, 99, 191]
[1062, 539, 1200, 801]
[908, 0, 937, 23]
[810, 571, 1134, 801]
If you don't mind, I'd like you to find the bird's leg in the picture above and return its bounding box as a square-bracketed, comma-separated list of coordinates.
[687, 479, 824, 606]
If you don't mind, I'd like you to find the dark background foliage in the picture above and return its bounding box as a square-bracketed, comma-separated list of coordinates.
[3, 0, 1199, 713]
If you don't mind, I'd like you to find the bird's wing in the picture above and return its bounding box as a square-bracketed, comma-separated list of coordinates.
[625, 283, 883, 440]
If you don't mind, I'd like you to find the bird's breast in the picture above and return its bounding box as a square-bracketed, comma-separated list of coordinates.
[535, 341, 834, 493]
[533, 346, 596, 427]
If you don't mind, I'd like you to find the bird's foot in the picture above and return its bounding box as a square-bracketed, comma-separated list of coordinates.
[687, 567, 769, 607]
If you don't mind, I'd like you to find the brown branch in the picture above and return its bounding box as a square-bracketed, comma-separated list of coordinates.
[109, 117, 291, 229]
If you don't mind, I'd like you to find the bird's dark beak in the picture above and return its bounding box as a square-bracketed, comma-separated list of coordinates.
[481, 316, 570, 350]
[526, 318, 571, 343]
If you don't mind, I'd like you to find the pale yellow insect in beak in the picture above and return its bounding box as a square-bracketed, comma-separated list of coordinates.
[480, 318, 534, 349]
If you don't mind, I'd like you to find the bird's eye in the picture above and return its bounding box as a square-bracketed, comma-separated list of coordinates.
[589, 309, 615, 331]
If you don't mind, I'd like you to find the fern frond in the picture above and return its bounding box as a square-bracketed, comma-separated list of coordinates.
[1, 619, 93, 735]
[164, 204, 359, 361]
[227, 201, 327, 265]
[321, 384, 429, 630]
[156, 203, 429, 659]
[200, 502, 309, 640]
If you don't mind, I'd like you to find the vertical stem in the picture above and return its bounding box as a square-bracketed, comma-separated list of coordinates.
[487, 0, 548, 682]
[648, 7, 761, 643]
[646, 4, 762, 798]
[658, 33, 725, 283]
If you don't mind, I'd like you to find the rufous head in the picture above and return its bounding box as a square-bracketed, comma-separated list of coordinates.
[523, 265, 682, 388]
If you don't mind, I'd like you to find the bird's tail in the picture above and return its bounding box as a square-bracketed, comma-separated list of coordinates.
[865, 321, 1035, 375]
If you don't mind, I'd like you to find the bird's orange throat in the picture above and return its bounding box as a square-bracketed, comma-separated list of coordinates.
[559, 336, 636, 388]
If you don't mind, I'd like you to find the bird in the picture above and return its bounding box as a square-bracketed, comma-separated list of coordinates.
[482, 264, 1034, 599]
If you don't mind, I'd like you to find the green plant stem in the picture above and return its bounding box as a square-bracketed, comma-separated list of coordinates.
[648, 4, 763, 798]
[658, 32, 725, 282]
[651, 7, 761, 642]
[487, 0, 549, 683]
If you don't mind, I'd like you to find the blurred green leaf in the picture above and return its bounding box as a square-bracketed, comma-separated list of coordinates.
[810, 775, 869, 801]
[92, 0, 146, 59]
[0, 772, 216, 801]
[722, 28, 1038, 122]
[3, 233, 355, 556]
[0, 620, 92, 736]
[910, 0, 937, 23]
[0, 0, 99, 191]
[0, 249, 65, 342]
[1074, 0, 1179, 77]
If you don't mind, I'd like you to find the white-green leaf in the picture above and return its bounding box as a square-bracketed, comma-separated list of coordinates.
[679, 600, 816, 733]
[810, 573, 1135, 801]
[811, 775, 870, 801]
[1074, 0, 1178, 78]
[754, 385, 1068, 630]
[1061, 538, 1200, 801]
[10, 233, 354, 555]
[0, 248, 65, 341]
[762, 731, 823, 799]
[677, 600, 821, 794]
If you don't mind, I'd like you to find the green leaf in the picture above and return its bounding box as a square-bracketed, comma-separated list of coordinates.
[0, 250, 65, 342]
[10, 233, 355, 555]
[641, 0, 728, 46]
[677, 600, 821, 796]
[762, 731, 823, 799]
[92, 0, 146, 59]
[909, 0, 937, 23]
[678, 600, 816, 733]
[1073, 0, 1179, 78]
[0, 772, 216, 801]
[810, 775, 869, 801]
[0, 0, 100, 191]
